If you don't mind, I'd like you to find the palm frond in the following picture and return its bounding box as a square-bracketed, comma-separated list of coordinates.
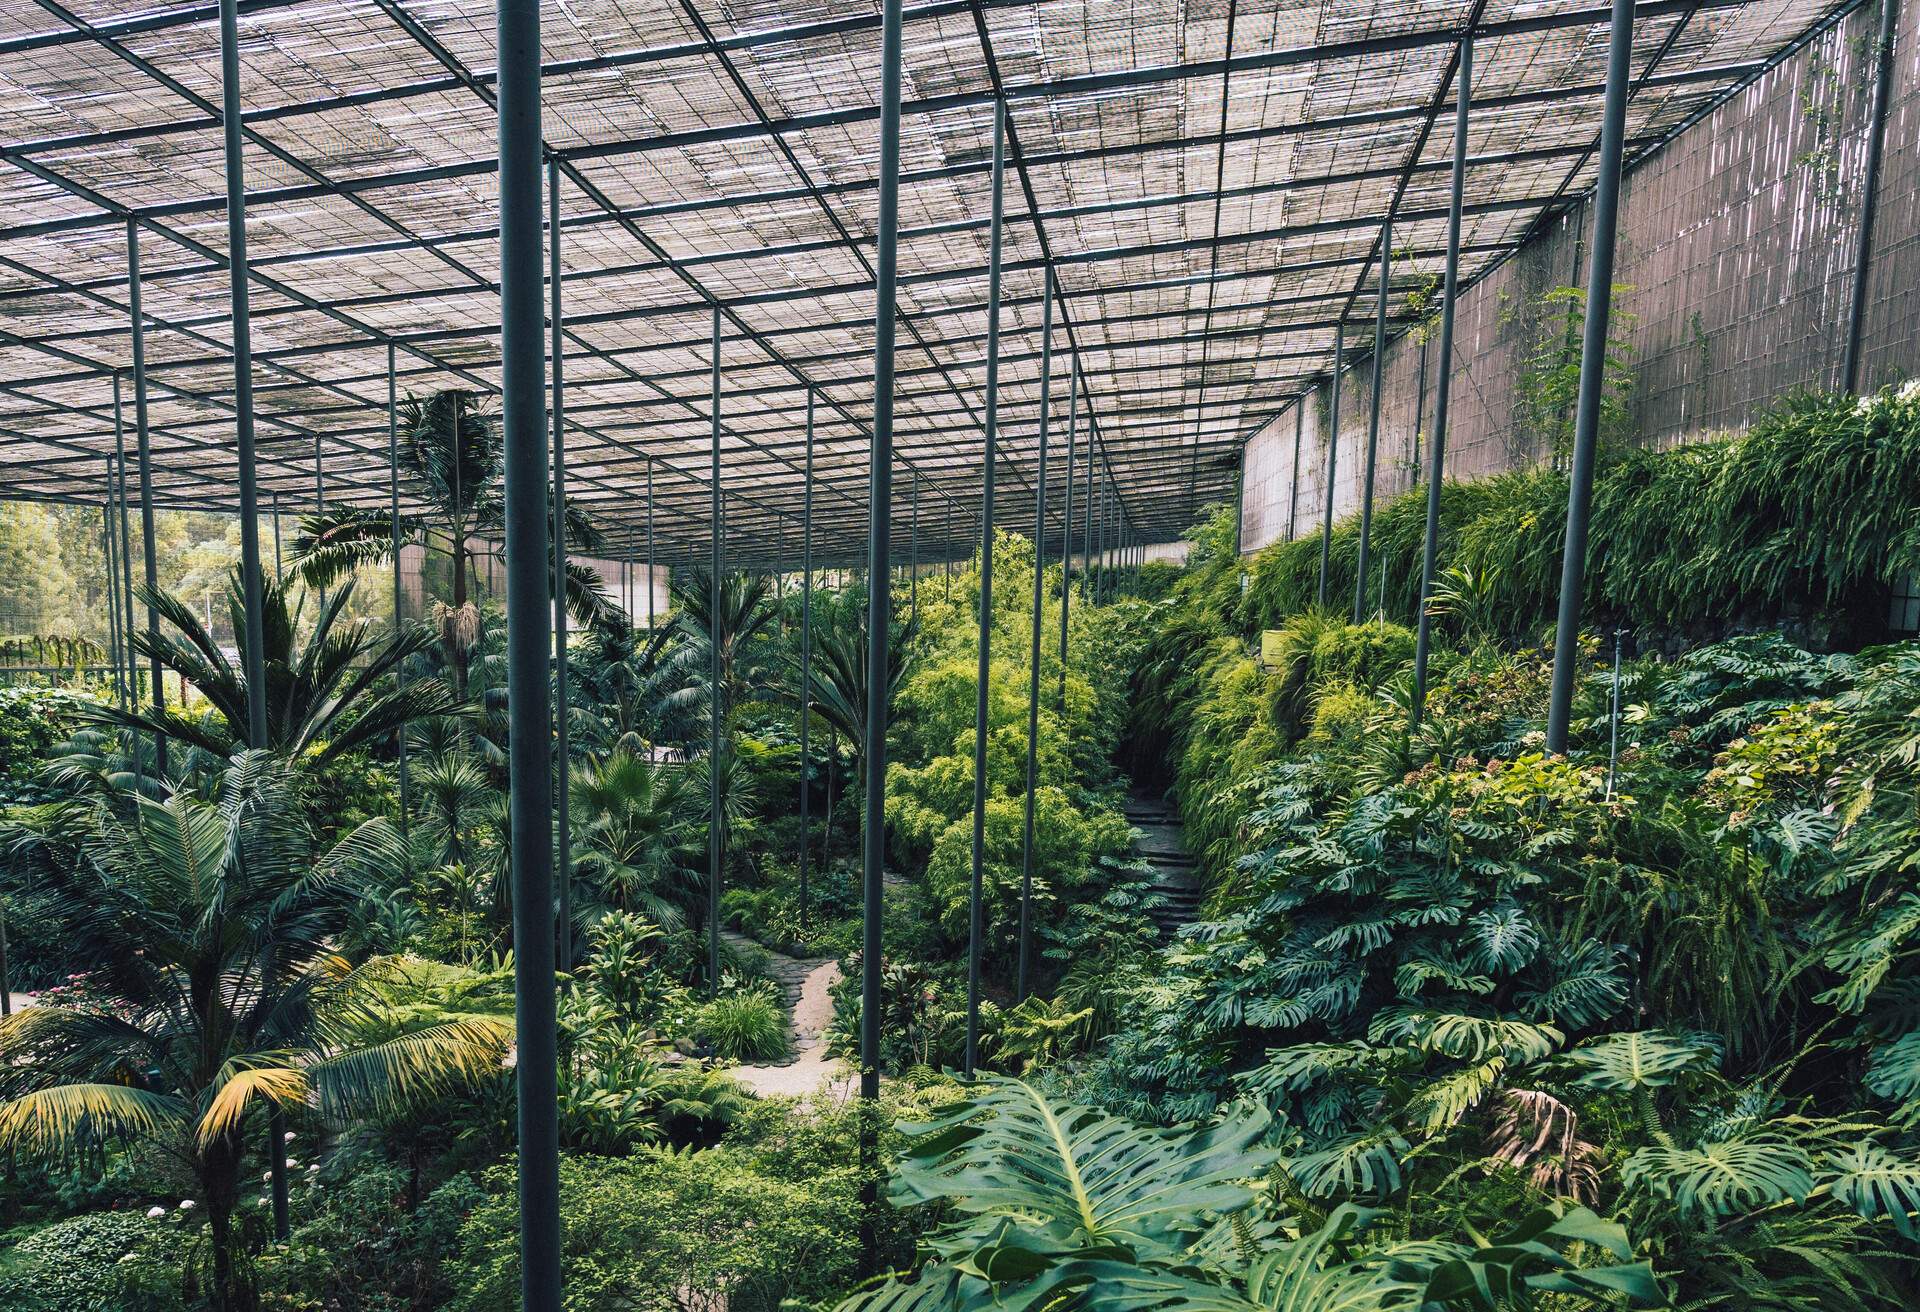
[199, 1060, 307, 1143]
[0, 1084, 189, 1157]
[306, 1017, 511, 1121]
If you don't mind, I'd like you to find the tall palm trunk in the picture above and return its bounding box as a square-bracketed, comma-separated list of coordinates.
[198, 1136, 250, 1312]
[449, 518, 471, 698]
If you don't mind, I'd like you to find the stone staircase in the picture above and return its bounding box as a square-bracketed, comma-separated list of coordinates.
[1125, 788, 1204, 939]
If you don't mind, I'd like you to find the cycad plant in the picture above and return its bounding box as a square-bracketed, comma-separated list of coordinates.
[292, 388, 616, 694]
[0, 755, 512, 1310]
[568, 622, 694, 753]
[81, 570, 461, 766]
[778, 599, 913, 761]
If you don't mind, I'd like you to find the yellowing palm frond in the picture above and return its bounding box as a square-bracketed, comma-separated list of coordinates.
[307, 1018, 511, 1121]
[199, 1061, 309, 1144]
[0, 1084, 189, 1157]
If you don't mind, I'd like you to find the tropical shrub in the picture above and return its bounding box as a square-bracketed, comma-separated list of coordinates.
[695, 977, 789, 1062]
[841, 1078, 1660, 1312]
[0, 1210, 183, 1312]
[446, 1149, 857, 1312]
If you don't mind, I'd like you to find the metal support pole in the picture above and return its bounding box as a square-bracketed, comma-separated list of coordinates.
[312, 434, 327, 605]
[1546, 0, 1635, 754]
[496, 0, 561, 1305]
[1017, 291, 1053, 1001]
[944, 504, 953, 599]
[1286, 401, 1302, 542]
[127, 222, 165, 773]
[218, 0, 283, 1242]
[1413, 34, 1470, 728]
[910, 472, 920, 629]
[1318, 322, 1345, 608]
[101, 463, 125, 710]
[646, 460, 656, 630]
[549, 159, 573, 971]
[860, 0, 905, 1278]
[1081, 393, 1095, 601]
[798, 393, 815, 935]
[1842, 0, 1898, 393]
[1057, 362, 1076, 711]
[388, 343, 410, 839]
[1354, 216, 1391, 623]
[113, 383, 139, 722]
[965, 96, 1006, 1080]
[1606, 629, 1624, 799]
[1091, 475, 1103, 604]
[272, 496, 282, 578]
[708, 305, 724, 996]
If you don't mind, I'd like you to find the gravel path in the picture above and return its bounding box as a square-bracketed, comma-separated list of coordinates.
[715, 929, 851, 1098]
[722, 955, 852, 1099]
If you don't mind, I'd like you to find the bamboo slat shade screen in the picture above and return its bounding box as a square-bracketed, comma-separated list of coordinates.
[0, 0, 1856, 566]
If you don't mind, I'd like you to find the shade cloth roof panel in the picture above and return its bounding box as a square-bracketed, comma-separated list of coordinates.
[0, 0, 1856, 564]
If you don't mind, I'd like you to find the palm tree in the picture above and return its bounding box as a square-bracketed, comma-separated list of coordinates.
[569, 750, 702, 937]
[664, 570, 778, 733]
[568, 622, 696, 754]
[779, 602, 913, 758]
[291, 389, 617, 694]
[0, 755, 511, 1311]
[411, 749, 501, 871]
[82, 570, 462, 767]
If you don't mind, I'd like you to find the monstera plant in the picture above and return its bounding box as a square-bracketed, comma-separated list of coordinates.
[842, 1077, 1659, 1312]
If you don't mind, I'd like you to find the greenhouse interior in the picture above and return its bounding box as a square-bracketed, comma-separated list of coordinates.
[1, 0, 1918, 1307]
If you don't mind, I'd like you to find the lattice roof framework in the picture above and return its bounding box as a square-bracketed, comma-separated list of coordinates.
[0, 0, 1861, 567]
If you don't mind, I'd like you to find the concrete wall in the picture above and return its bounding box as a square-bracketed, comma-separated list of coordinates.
[1243, 3, 1917, 553]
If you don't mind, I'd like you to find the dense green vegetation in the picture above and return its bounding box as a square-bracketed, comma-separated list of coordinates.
[5, 383, 1920, 1310]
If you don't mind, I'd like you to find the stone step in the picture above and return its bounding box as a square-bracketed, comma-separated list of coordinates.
[1127, 790, 1203, 942]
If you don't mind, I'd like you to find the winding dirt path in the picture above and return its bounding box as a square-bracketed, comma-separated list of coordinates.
[717, 932, 852, 1098]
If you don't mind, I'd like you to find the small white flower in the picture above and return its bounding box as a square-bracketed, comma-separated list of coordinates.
[284, 1131, 296, 1143]
[178, 1199, 196, 1211]
[306, 1164, 319, 1173]
[262, 1170, 273, 1182]
[146, 1206, 166, 1220]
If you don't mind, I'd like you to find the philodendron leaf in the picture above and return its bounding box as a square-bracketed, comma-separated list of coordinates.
[1565, 1029, 1719, 1091]
[1623, 1137, 1815, 1217]
[892, 1077, 1280, 1265]
[1821, 1141, 1920, 1239]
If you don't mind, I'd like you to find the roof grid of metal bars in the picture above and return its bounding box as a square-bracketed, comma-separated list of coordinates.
[0, 0, 1857, 565]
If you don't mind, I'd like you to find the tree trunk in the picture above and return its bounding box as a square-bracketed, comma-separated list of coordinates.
[450, 525, 471, 699]
[199, 1141, 253, 1312]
